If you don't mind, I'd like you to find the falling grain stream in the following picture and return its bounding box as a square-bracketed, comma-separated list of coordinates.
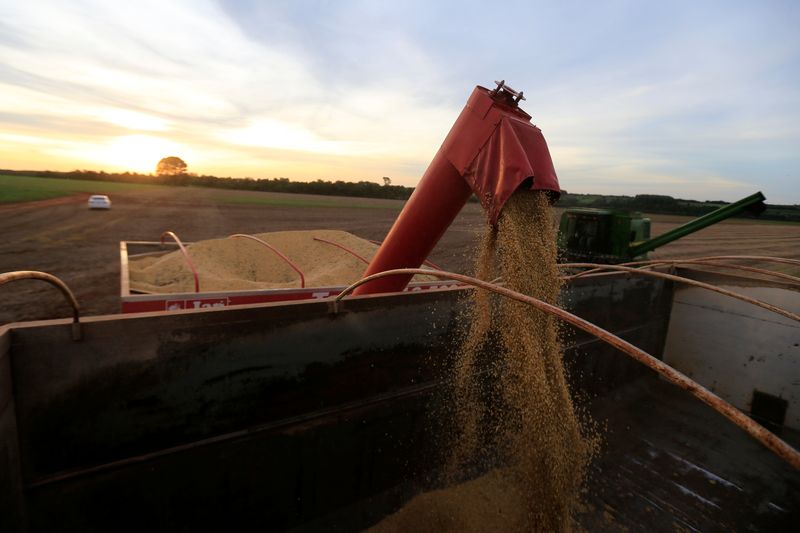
[371, 191, 596, 532]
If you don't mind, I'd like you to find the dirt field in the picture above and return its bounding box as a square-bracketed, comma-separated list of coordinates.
[1, 187, 799, 324]
[0, 187, 485, 323]
[648, 215, 800, 265]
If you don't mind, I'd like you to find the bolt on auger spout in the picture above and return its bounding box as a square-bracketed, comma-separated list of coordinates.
[353, 80, 561, 296]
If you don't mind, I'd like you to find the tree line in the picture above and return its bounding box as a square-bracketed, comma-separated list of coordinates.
[2, 168, 797, 222]
[1, 168, 416, 201]
[556, 192, 800, 222]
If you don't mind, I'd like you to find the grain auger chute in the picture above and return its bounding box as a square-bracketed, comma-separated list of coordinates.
[355, 80, 561, 295]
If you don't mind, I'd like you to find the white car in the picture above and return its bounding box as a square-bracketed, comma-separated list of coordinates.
[88, 195, 112, 210]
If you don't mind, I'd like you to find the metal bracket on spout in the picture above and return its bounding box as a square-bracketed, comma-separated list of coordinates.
[490, 80, 525, 105]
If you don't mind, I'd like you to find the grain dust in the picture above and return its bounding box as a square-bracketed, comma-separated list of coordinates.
[371, 191, 595, 532]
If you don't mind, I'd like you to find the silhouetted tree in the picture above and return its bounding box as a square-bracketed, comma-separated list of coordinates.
[382, 176, 391, 186]
[156, 156, 188, 176]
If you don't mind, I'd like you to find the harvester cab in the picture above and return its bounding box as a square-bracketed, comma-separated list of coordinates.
[557, 191, 767, 263]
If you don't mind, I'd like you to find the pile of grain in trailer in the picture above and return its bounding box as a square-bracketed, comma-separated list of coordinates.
[129, 229, 436, 294]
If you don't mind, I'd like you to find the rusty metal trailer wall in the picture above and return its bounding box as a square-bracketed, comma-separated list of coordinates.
[0, 275, 673, 532]
[0, 331, 27, 531]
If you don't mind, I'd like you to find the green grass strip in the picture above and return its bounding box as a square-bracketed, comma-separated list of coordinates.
[0, 174, 160, 203]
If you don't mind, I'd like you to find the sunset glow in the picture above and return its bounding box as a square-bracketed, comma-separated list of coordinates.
[96, 136, 190, 173]
[0, 0, 798, 201]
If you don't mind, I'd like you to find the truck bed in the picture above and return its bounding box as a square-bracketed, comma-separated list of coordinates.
[578, 378, 799, 531]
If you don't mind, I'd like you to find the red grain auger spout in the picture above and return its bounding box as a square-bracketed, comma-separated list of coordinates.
[353, 80, 561, 296]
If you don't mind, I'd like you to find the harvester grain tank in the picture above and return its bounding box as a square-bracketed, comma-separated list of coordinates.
[557, 191, 767, 263]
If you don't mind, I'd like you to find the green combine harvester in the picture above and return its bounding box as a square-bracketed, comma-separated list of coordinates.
[557, 191, 767, 263]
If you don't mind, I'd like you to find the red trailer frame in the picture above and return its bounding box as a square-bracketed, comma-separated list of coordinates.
[119, 241, 463, 313]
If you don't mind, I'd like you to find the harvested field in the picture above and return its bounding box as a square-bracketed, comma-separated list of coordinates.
[0, 186, 483, 323]
[1, 183, 798, 324]
[648, 215, 800, 274]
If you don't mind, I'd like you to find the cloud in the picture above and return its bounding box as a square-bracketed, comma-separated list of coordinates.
[0, 0, 797, 201]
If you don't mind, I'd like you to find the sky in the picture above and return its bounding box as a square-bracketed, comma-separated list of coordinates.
[0, 0, 798, 203]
